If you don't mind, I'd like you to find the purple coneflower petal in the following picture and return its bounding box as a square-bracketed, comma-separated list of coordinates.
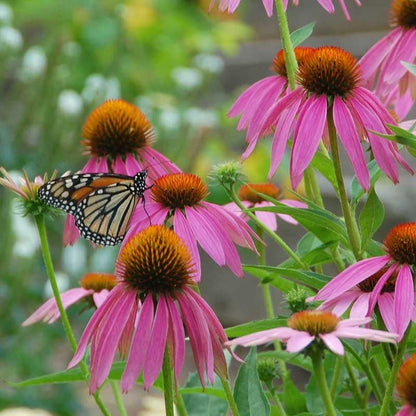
[122, 295, 155, 392]
[226, 327, 297, 347]
[350, 292, 371, 318]
[378, 293, 396, 334]
[334, 326, 397, 344]
[317, 289, 361, 316]
[316, 0, 335, 13]
[143, 296, 169, 390]
[278, 199, 307, 224]
[286, 332, 315, 353]
[92, 290, 110, 308]
[395, 264, 414, 340]
[63, 215, 80, 246]
[255, 202, 277, 231]
[319, 333, 344, 355]
[290, 94, 327, 189]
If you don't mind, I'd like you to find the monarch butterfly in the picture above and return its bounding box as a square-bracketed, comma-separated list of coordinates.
[38, 170, 149, 246]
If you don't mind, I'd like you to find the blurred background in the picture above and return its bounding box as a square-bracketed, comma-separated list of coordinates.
[0, 0, 411, 415]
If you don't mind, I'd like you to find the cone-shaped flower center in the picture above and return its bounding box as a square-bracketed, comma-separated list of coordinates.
[297, 46, 361, 97]
[272, 47, 315, 77]
[397, 353, 416, 408]
[384, 222, 416, 265]
[80, 273, 118, 292]
[357, 267, 397, 293]
[152, 173, 209, 209]
[238, 183, 280, 204]
[81, 99, 154, 158]
[287, 310, 339, 335]
[119, 225, 194, 295]
[390, 0, 416, 29]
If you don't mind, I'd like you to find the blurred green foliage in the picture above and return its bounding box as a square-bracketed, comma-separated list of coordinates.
[0, 0, 252, 413]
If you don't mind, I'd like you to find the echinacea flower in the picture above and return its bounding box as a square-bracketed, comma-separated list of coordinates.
[310, 222, 416, 340]
[226, 310, 397, 355]
[228, 47, 314, 152]
[63, 99, 181, 245]
[22, 273, 117, 326]
[125, 173, 259, 281]
[68, 226, 236, 393]
[396, 354, 416, 416]
[224, 183, 307, 231]
[359, 0, 416, 118]
[209, 0, 361, 20]
[253, 46, 412, 189]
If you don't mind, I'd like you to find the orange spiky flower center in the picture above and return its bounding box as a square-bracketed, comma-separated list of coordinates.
[81, 99, 154, 158]
[80, 273, 118, 292]
[119, 225, 194, 296]
[383, 222, 416, 265]
[357, 267, 397, 293]
[297, 46, 361, 97]
[396, 354, 416, 408]
[272, 46, 315, 77]
[151, 173, 209, 209]
[390, 0, 416, 29]
[287, 310, 339, 335]
[238, 183, 280, 204]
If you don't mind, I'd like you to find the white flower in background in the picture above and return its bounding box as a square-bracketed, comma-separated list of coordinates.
[61, 243, 86, 277]
[43, 271, 69, 298]
[193, 53, 225, 74]
[0, 2, 13, 24]
[159, 107, 181, 130]
[19, 46, 47, 80]
[134, 95, 154, 117]
[0, 26, 23, 52]
[171, 67, 203, 90]
[57, 89, 83, 116]
[183, 107, 219, 129]
[81, 74, 120, 103]
[0, 408, 54, 416]
[62, 41, 81, 58]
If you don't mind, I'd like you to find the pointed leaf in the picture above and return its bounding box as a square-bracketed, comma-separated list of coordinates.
[226, 318, 286, 338]
[281, 373, 307, 414]
[351, 160, 383, 206]
[290, 22, 315, 47]
[359, 189, 385, 250]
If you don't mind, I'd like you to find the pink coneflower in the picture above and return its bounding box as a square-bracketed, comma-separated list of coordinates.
[68, 226, 235, 393]
[253, 46, 412, 189]
[228, 47, 314, 155]
[396, 354, 416, 415]
[63, 99, 181, 245]
[226, 310, 397, 355]
[22, 273, 118, 326]
[209, 0, 361, 20]
[359, 0, 416, 117]
[310, 222, 416, 340]
[125, 173, 259, 281]
[224, 183, 307, 231]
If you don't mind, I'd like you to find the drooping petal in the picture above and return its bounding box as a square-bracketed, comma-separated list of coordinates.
[277, 199, 308, 225]
[63, 215, 80, 246]
[290, 94, 327, 189]
[255, 202, 277, 231]
[378, 293, 396, 334]
[113, 155, 142, 176]
[334, 326, 397, 344]
[92, 290, 110, 308]
[350, 292, 371, 318]
[319, 333, 344, 355]
[316, 0, 335, 13]
[316, 289, 361, 317]
[286, 332, 315, 353]
[226, 327, 298, 347]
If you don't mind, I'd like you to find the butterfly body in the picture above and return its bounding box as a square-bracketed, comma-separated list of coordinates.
[38, 170, 149, 245]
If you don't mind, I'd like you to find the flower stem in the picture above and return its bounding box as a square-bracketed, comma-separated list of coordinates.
[228, 186, 306, 269]
[379, 326, 411, 416]
[265, 381, 287, 416]
[35, 215, 111, 416]
[110, 380, 128, 416]
[326, 107, 362, 260]
[343, 355, 368, 413]
[274, 0, 297, 90]
[174, 392, 188, 416]
[162, 348, 175, 416]
[220, 377, 240, 416]
[310, 349, 337, 416]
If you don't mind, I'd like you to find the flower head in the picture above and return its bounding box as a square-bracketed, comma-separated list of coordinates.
[309, 222, 416, 340]
[228, 47, 314, 146]
[396, 354, 416, 415]
[224, 183, 307, 231]
[125, 173, 259, 281]
[22, 273, 118, 326]
[359, 0, 416, 118]
[251, 46, 412, 189]
[68, 226, 235, 393]
[226, 310, 397, 355]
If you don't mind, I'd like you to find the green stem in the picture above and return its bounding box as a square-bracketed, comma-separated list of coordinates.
[310, 350, 337, 416]
[326, 107, 362, 260]
[303, 166, 324, 209]
[110, 380, 128, 416]
[265, 381, 287, 416]
[220, 377, 240, 416]
[379, 326, 411, 416]
[35, 215, 111, 416]
[368, 358, 386, 403]
[174, 392, 188, 416]
[329, 356, 342, 399]
[343, 355, 368, 413]
[162, 349, 175, 416]
[274, 0, 297, 89]
[228, 186, 306, 269]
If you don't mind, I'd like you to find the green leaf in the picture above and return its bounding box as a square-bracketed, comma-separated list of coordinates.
[376, 124, 416, 150]
[226, 318, 286, 338]
[181, 373, 228, 416]
[290, 22, 315, 47]
[310, 151, 338, 191]
[281, 373, 308, 414]
[234, 348, 270, 416]
[350, 160, 382, 206]
[359, 189, 384, 250]
[10, 367, 85, 387]
[402, 61, 416, 77]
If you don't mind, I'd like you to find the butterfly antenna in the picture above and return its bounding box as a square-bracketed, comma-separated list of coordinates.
[141, 193, 152, 225]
